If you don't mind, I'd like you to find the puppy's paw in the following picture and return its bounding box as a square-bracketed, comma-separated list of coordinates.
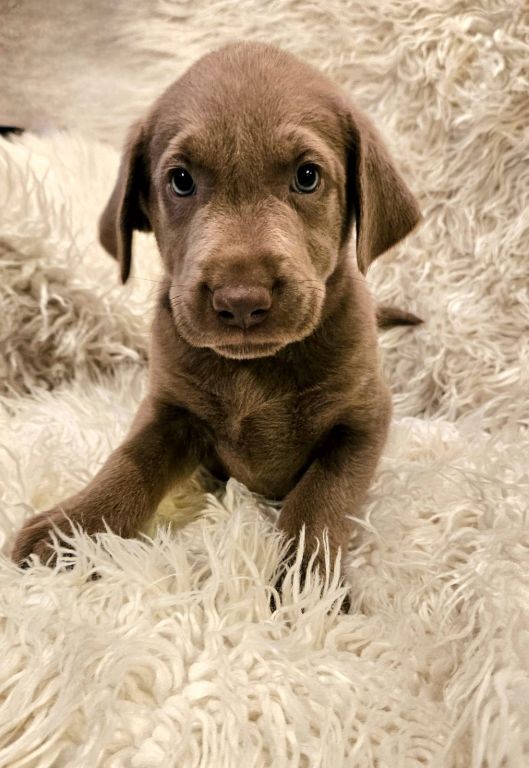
[12, 507, 88, 567]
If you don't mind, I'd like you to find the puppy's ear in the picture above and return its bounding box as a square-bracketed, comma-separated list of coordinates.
[99, 121, 151, 283]
[345, 108, 421, 274]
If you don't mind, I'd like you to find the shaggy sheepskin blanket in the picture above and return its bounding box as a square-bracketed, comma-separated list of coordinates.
[1, 1, 528, 766]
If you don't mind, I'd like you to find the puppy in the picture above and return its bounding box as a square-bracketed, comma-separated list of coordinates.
[12, 43, 421, 604]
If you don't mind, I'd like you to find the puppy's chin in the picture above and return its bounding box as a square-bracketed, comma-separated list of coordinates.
[212, 342, 286, 360]
[172, 314, 289, 359]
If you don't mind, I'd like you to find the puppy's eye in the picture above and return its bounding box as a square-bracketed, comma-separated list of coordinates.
[293, 163, 320, 193]
[170, 167, 196, 197]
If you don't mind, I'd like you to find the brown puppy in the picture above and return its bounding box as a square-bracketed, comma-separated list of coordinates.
[12, 43, 421, 602]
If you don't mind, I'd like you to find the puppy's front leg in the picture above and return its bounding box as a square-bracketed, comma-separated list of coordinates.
[11, 398, 203, 566]
[276, 415, 389, 603]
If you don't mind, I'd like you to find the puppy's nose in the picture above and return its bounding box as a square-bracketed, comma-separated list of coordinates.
[212, 286, 272, 328]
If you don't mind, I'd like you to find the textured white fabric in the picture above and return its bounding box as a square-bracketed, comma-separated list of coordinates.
[1, 2, 528, 766]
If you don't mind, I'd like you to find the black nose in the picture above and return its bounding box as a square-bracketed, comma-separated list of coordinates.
[212, 285, 272, 328]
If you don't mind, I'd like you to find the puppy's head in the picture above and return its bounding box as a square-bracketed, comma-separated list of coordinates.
[100, 43, 420, 359]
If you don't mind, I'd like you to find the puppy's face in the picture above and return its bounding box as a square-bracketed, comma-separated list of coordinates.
[149, 59, 348, 360]
[100, 44, 420, 359]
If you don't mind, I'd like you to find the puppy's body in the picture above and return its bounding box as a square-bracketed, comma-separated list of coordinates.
[12, 43, 419, 594]
[151, 259, 385, 501]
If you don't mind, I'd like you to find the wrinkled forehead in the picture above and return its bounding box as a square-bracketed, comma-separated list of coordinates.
[148, 50, 346, 176]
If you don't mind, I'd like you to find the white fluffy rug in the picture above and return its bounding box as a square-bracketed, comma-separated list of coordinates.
[1, 2, 529, 766]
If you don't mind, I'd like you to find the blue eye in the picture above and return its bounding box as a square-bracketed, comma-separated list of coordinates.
[293, 163, 320, 193]
[170, 167, 196, 196]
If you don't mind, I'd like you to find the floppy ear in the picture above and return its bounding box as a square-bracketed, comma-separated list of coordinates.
[345, 109, 421, 274]
[99, 121, 152, 283]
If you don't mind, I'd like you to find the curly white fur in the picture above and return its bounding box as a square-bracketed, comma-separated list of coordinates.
[1, 1, 528, 766]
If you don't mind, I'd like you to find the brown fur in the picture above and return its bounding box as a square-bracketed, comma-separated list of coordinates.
[12, 43, 421, 603]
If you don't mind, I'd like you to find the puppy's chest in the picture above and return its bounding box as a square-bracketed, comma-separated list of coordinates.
[205, 373, 331, 496]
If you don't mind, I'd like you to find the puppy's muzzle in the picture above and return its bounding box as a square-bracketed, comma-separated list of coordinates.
[211, 285, 272, 329]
